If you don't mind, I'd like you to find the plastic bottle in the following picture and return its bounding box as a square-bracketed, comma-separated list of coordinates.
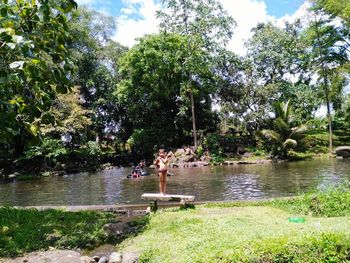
[288, 217, 305, 223]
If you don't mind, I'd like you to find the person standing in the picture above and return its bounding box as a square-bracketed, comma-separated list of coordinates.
[155, 149, 172, 195]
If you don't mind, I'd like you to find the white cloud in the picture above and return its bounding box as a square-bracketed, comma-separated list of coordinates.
[114, 0, 161, 47]
[275, 1, 312, 28]
[113, 0, 310, 55]
[220, 0, 272, 55]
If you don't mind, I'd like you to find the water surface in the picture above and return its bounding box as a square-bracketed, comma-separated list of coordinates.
[0, 159, 349, 206]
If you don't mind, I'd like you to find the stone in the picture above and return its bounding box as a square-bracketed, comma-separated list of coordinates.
[97, 256, 108, 263]
[92, 255, 100, 261]
[335, 146, 350, 157]
[149, 164, 156, 169]
[174, 148, 185, 157]
[184, 147, 192, 155]
[81, 256, 96, 263]
[109, 252, 122, 263]
[121, 252, 139, 263]
[8, 173, 17, 179]
[103, 223, 124, 237]
[4, 250, 81, 263]
[243, 152, 253, 158]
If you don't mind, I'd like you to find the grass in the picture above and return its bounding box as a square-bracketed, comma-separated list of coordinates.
[119, 182, 350, 262]
[0, 207, 116, 258]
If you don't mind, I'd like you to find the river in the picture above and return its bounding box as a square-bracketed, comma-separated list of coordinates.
[0, 159, 349, 206]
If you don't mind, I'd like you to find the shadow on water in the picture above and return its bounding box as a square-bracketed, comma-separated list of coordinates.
[0, 159, 350, 206]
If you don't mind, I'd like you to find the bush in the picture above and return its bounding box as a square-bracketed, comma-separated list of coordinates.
[75, 141, 102, 160]
[23, 138, 68, 166]
[273, 181, 350, 217]
[203, 133, 223, 156]
[239, 233, 350, 263]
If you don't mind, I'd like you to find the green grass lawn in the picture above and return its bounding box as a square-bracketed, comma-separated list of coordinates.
[119, 183, 350, 262]
[119, 206, 350, 262]
[0, 207, 116, 258]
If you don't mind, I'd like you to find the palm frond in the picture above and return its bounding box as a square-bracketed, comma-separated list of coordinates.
[261, 129, 282, 142]
[291, 125, 307, 135]
[283, 138, 297, 149]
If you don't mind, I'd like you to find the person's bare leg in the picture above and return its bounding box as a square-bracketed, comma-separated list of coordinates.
[162, 173, 167, 195]
[159, 173, 163, 194]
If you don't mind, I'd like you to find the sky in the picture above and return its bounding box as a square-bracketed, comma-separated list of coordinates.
[75, 0, 311, 55]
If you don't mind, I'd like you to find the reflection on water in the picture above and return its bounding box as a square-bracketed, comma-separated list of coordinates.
[0, 159, 350, 206]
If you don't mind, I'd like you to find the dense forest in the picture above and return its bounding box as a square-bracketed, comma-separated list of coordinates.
[0, 0, 349, 175]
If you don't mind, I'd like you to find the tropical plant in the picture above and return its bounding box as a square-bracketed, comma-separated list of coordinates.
[261, 100, 307, 158]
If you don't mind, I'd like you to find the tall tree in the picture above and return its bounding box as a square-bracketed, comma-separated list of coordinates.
[306, 7, 349, 151]
[0, 0, 77, 159]
[157, 0, 235, 148]
[117, 33, 217, 157]
[67, 7, 128, 144]
[217, 22, 321, 131]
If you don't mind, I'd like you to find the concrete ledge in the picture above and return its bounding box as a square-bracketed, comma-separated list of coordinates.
[141, 193, 195, 202]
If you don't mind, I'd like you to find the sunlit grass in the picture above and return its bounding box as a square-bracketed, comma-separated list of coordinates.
[119, 182, 350, 262]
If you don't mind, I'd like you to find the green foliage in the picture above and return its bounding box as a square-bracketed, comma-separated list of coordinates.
[68, 7, 128, 145]
[76, 141, 101, 160]
[314, 0, 350, 24]
[24, 138, 67, 165]
[157, 0, 235, 55]
[41, 86, 92, 141]
[118, 33, 217, 156]
[0, 207, 114, 257]
[261, 101, 307, 158]
[241, 233, 350, 263]
[273, 181, 350, 217]
[0, 0, 77, 159]
[203, 133, 223, 156]
[120, 194, 350, 263]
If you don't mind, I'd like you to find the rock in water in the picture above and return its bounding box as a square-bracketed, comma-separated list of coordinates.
[80, 256, 96, 263]
[98, 256, 108, 263]
[335, 146, 350, 158]
[109, 252, 122, 263]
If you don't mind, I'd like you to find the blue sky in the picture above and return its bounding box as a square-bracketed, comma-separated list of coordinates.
[76, 0, 309, 54]
[265, 0, 305, 17]
[78, 0, 304, 18]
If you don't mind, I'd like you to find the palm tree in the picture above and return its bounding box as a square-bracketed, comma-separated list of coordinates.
[261, 100, 307, 158]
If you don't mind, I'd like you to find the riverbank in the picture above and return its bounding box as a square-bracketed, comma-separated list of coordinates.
[118, 182, 350, 262]
[1, 182, 350, 262]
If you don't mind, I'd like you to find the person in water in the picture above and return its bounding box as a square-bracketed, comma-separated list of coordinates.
[155, 149, 173, 195]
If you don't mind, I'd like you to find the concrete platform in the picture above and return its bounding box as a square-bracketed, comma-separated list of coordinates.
[141, 193, 195, 202]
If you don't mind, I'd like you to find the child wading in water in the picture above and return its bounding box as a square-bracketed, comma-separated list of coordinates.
[155, 149, 172, 195]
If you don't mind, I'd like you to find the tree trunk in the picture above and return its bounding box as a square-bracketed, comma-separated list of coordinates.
[190, 91, 198, 149]
[314, 14, 333, 153]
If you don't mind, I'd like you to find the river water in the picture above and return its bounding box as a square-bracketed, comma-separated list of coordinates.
[0, 159, 349, 206]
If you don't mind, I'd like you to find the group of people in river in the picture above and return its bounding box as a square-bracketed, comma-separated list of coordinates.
[129, 160, 147, 178]
[128, 149, 173, 195]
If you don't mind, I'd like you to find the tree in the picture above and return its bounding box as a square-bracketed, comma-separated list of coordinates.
[41, 86, 92, 146]
[306, 6, 350, 151]
[0, 0, 77, 159]
[67, 7, 128, 145]
[117, 33, 217, 157]
[261, 101, 307, 158]
[157, 0, 235, 148]
[313, 0, 350, 24]
[217, 22, 321, 131]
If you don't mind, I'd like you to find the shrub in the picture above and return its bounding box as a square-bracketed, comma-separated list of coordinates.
[23, 138, 68, 166]
[76, 141, 102, 160]
[273, 181, 350, 217]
